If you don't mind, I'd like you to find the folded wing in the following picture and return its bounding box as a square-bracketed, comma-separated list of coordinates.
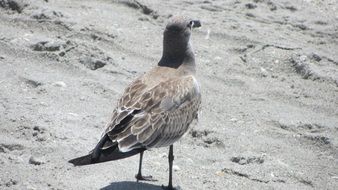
[105, 75, 201, 152]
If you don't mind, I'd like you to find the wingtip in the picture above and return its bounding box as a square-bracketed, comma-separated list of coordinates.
[68, 154, 94, 166]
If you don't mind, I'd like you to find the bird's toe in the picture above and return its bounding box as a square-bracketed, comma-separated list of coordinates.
[135, 174, 157, 182]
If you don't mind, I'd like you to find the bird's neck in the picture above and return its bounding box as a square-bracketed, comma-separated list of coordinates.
[158, 42, 196, 71]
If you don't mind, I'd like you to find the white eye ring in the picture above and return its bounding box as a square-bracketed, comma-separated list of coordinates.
[188, 21, 194, 28]
[190, 21, 194, 28]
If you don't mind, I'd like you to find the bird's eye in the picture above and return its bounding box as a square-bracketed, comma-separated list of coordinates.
[188, 20, 201, 28]
[187, 21, 194, 28]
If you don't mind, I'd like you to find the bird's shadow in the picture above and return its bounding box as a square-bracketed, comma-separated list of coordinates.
[100, 181, 163, 190]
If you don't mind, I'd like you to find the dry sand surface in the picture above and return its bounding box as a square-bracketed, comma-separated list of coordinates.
[1, 0, 338, 189]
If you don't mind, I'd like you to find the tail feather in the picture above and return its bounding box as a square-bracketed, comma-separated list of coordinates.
[68, 153, 94, 166]
[68, 134, 145, 166]
[68, 147, 144, 166]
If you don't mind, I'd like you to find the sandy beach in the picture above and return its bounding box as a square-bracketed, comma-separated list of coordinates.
[0, 0, 337, 189]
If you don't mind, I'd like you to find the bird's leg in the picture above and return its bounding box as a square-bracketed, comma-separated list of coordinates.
[135, 151, 155, 181]
[162, 145, 175, 190]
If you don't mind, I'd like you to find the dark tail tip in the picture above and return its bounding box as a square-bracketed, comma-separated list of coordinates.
[69, 134, 109, 166]
[68, 154, 94, 166]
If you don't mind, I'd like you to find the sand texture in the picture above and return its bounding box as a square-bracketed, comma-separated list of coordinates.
[0, 0, 337, 189]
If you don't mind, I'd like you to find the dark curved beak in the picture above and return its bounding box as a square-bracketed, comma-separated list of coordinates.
[191, 20, 201, 28]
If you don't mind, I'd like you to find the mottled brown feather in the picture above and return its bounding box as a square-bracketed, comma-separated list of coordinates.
[104, 70, 201, 152]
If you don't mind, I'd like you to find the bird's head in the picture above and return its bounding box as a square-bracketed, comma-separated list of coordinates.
[165, 16, 201, 37]
[162, 16, 201, 62]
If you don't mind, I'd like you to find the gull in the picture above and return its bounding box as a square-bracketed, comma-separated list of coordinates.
[69, 16, 202, 190]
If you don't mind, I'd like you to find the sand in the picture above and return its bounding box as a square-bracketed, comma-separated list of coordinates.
[0, 0, 337, 189]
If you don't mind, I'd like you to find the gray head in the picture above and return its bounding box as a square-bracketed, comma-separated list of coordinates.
[159, 16, 201, 68]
